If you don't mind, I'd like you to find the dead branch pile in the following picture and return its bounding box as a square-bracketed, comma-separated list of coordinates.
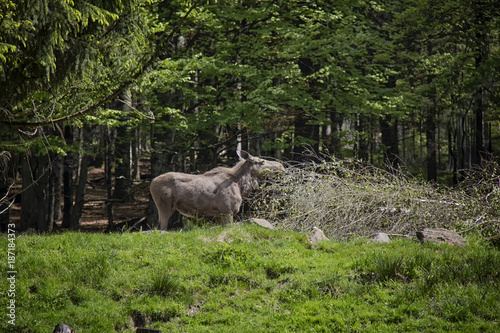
[251, 156, 498, 241]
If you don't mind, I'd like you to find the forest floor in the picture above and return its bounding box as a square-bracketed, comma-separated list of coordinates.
[80, 167, 150, 231]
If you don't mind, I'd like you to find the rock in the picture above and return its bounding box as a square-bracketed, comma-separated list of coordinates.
[53, 323, 73, 333]
[308, 227, 329, 244]
[248, 218, 277, 230]
[372, 232, 391, 243]
[416, 228, 466, 246]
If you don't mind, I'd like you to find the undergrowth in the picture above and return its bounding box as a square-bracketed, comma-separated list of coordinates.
[252, 153, 500, 240]
[1, 225, 499, 332]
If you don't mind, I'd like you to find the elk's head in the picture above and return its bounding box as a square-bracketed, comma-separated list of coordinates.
[237, 150, 285, 178]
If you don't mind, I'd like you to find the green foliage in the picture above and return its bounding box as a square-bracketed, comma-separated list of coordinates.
[0, 0, 160, 159]
[138, 0, 403, 155]
[2, 0, 500, 178]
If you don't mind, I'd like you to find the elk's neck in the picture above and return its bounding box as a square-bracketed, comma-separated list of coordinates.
[230, 160, 259, 196]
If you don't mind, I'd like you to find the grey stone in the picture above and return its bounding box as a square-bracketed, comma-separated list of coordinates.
[372, 232, 391, 243]
[308, 227, 329, 244]
[248, 218, 277, 230]
[416, 228, 466, 246]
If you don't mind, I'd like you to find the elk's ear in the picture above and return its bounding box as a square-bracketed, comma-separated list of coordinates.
[237, 150, 252, 160]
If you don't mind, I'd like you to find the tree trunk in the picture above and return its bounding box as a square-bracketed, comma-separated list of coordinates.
[0, 180, 10, 232]
[53, 157, 62, 223]
[70, 153, 88, 230]
[113, 89, 133, 201]
[69, 126, 91, 230]
[47, 156, 62, 232]
[132, 127, 142, 180]
[355, 114, 369, 161]
[0, 151, 13, 232]
[325, 111, 343, 158]
[380, 117, 399, 168]
[62, 126, 74, 229]
[447, 121, 458, 186]
[21, 153, 50, 231]
[426, 108, 437, 182]
[105, 126, 114, 229]
[472, 18, 489, 166]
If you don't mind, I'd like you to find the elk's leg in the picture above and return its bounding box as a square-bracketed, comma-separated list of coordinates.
[158, 201, 174, 230]
[220, 214, 233, 225]
[151, 194, 174, 231]
[159, 210, 173, 230]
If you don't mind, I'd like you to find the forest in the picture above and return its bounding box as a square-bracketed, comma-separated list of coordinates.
[1, 0, 500, 233]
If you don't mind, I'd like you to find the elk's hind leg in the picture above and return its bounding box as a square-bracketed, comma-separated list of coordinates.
[151, 193, 174, 230]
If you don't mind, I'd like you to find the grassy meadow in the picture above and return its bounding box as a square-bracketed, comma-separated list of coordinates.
[1, 224, 499, 332]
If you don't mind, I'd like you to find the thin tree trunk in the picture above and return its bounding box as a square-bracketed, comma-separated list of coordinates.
[70, 154, 88, 230]
[472, 22, 488, 166]
[62, 126, 74, 228]
[326, 111, 343, 158]
[380, 117, 399, 168]
[21, 153, 50, 231]
[53, 157, 62, 223]
[426, 107, 437, 182]
[356, 114, 369, 161]
[474, 85, 484, 166]
[105, 126, 114, 229]
[69, 126, 91, 230]
[0, 152, 13, 232]
[132, 127, 141, 180]
[113, 89, 133, 201]
[47, 156, 57, 232]
[448, 121, 458, 186]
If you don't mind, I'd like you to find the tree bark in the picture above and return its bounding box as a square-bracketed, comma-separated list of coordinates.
[47, 156, 62, 232]
[105, 126, 114, 228]
[355, 114, 369, 161]
[380, 117, 399, 168]
[447, 121, 458, 186]
[62, 126, 74, 229]
[426, 108, 437, 182]
[0, 152, 13, 232]
[21, 153, 50, 231]
[113, 89, 133, 201]
[472, 16, 489, 167]
[69, 126, 92, 230]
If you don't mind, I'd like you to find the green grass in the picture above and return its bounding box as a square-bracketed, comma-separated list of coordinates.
[1, 225, 499, 332]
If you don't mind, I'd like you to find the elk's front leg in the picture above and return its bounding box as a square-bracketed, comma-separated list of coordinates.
[220, 214, 233, 225]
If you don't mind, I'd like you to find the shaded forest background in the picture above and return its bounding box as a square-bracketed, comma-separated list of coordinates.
[1, 0, 500, 232]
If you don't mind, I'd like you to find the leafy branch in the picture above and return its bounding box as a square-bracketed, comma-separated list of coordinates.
[0, 1, 199, 128]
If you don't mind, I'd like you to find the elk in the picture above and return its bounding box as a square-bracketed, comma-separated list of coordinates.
[150, 150, 284, 230]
